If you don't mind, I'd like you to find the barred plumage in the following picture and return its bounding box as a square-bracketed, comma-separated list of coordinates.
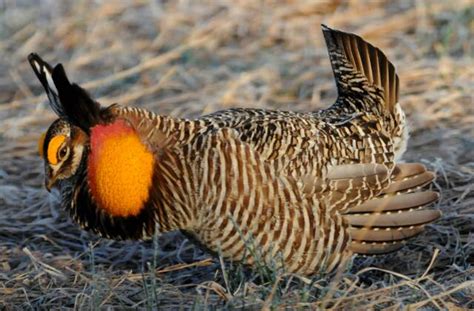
[29, 25, 440, 275]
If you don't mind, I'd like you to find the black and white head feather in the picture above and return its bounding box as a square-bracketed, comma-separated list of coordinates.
[28, 53, 66, 117]
[28, 53, 107, 133]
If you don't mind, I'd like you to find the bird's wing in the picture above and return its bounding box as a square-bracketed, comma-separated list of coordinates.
[306, 161, 439, 255]
[226, 112, 396, 184]
[184, 127, 396, 211]
[342, 163, 440, 254]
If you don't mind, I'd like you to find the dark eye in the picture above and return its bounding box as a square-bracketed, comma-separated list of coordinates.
[58, 146, 68, 160]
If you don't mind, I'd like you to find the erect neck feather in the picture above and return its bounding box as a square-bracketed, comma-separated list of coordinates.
[88, 119, 155, 218]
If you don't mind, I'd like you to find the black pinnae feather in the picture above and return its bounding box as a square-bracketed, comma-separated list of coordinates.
[51, 64, 102, 132]
[28, 53, 105, 132]
[28, 53, 66, 118]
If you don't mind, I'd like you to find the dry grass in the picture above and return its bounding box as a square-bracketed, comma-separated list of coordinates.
[0, 0, 473, 309]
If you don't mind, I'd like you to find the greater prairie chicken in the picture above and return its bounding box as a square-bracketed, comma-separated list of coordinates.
[30, 25, 440, 275]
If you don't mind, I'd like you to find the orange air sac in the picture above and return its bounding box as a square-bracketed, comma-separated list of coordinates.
[88, 120, 154, 217]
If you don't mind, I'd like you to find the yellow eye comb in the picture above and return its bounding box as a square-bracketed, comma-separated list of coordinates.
[46, 135, 66, 165]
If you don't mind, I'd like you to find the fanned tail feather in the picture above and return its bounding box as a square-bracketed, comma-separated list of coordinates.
[322, 24, 399, 113]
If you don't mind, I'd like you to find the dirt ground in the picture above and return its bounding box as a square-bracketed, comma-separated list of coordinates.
[0, 0, 472, 309]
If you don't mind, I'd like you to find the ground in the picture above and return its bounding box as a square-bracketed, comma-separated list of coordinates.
[0, 0, 472, 309]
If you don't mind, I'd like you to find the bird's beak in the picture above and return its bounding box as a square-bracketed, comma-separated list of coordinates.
[44, 169, 57, 192]
[45, 177, 56, 192]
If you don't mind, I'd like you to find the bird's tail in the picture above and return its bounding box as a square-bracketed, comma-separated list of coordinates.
[342, 163, 440, 254]
[321, 25, 409, 159]
[322, 24, 399, 114]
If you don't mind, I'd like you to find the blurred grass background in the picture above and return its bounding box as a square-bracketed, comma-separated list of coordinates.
[0, 0, 473, 309]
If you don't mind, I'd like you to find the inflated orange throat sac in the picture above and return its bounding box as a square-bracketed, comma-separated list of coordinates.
[88, 120, 155, 217]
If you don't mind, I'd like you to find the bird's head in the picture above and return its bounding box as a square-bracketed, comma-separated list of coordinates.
[28, 53, 110, 191]
[28, 53, 167, 239]
[38, 119, 88, 191]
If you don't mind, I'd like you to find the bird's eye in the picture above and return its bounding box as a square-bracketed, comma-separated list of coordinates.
[57, 146, 68, 160]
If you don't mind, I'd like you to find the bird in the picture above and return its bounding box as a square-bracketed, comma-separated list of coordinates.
[29, 25, 440, 275]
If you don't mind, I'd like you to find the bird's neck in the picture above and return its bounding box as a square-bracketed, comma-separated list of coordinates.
[64, 117, 200, 239]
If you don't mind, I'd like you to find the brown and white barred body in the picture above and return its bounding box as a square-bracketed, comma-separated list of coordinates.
[30, 25, 439, 276]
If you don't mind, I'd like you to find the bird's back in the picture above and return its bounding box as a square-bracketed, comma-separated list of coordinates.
[187, 25, 410, 175]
